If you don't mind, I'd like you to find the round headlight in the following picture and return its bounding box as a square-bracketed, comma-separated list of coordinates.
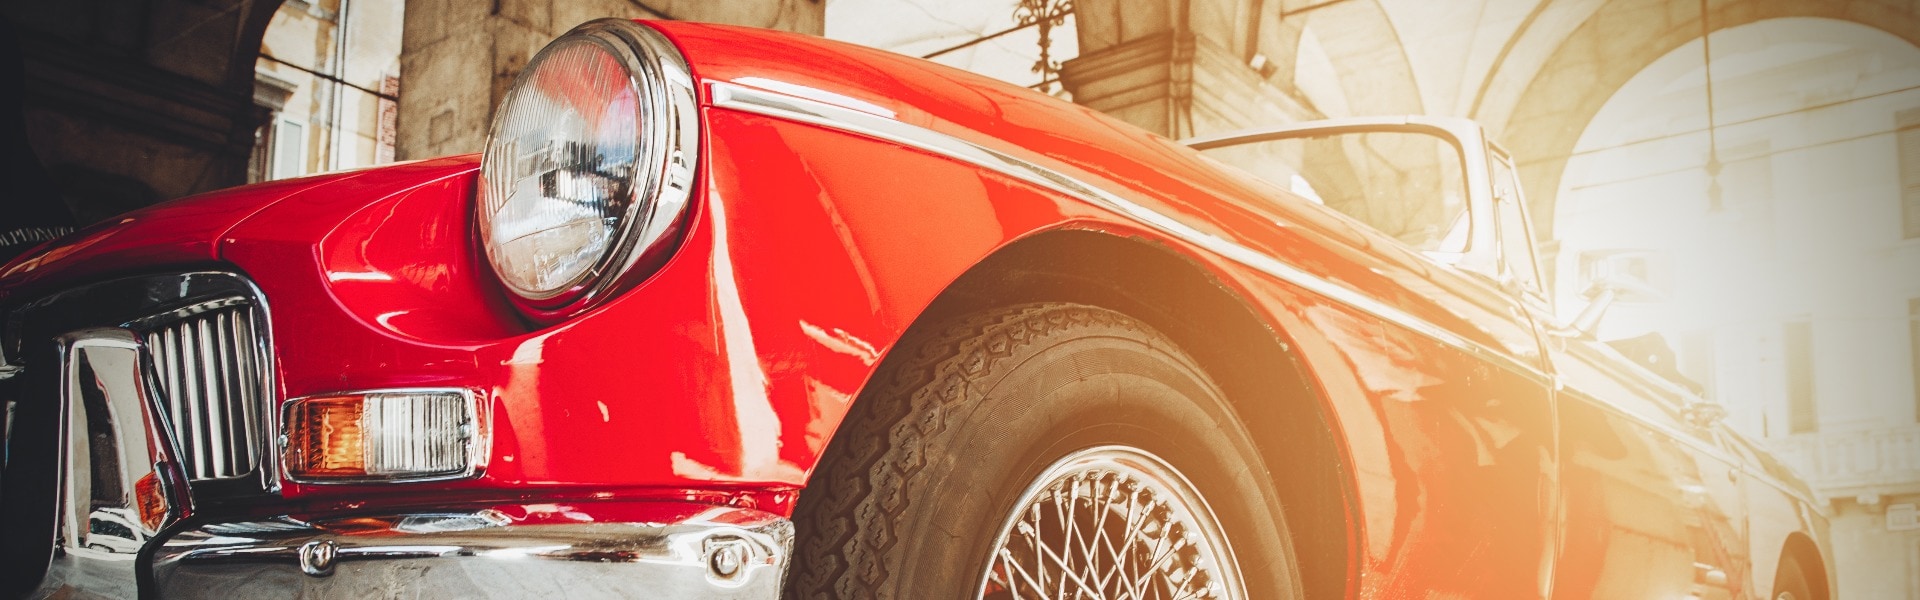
[478, 19, 698, 317]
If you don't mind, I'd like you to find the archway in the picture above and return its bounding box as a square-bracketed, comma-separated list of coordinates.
[1548, 18, 1920, 596]
[7, 0, 284, 210]
[1065, 0, 1423, 136]
[1552, 15, 1919, 442]
[1493, 0, 1920, 244]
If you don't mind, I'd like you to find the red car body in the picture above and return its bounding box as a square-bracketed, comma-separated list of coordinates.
[2, 20, 1831, 599]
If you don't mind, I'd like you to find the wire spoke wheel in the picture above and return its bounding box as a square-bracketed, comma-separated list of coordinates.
[785, 304, 1299, 599]
[977, 445, 1244, 600]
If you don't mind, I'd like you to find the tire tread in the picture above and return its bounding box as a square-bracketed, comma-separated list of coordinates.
[785, 303, 1151, 599]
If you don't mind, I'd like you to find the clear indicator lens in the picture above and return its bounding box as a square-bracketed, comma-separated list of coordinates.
[286, 392, 476, 481]
[480, 36, 645, 300]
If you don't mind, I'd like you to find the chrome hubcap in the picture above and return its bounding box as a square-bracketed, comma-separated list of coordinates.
[976, 445, 1245, 600]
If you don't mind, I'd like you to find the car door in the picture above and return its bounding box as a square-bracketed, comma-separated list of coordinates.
[1480, 145, 1758, 598]
[1545, 339, 1754, 599]
[1190, 118, 1560, 598]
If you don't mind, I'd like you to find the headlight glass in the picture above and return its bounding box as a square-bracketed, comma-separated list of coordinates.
[481, 38, 637, 299]
[478, 19, 697, 315]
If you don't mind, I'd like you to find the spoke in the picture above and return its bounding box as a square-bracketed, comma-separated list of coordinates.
[998, 548, 1047, 597]
[1029, 532, 1106, 596]
[978, 447, 1238, 600]
[1055, 484, 1075, 599]
[1022, 503, 1049, 595]
[1098, 489, 1146, 590]
[1125, 516, 1177, 596]
[1085, 475, 1119, 583]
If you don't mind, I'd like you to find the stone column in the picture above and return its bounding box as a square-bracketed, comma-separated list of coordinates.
[397, 0, 823, 161]
[1061, 0, 1314, 140]
[1061, 32, 1314, 140]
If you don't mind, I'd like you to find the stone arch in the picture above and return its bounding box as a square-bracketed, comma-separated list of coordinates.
[1491, 0, 1920, 241]
[7, 0, 285, 210]
[1066, 0, 1422, 136]
[1266, 0, 1425, 117]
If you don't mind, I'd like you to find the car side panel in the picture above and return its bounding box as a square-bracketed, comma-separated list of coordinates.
[651, 20, 1538, 358]
[1734, 438, 1830, 597]
[1261, 283, 1556, 598]
[207, 96, 1565, 598]
[1550, 340, 1755, 599]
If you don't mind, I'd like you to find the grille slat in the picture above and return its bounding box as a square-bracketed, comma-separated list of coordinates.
[237, 311, 261, 457]
[144, 303, 267, 481]
[177, 321, 205, 477]
[198, 319, 227, 478]
[234, 311, 259, 461]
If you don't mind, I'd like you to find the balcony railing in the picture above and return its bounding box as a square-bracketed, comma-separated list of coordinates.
[1768, 426, 1920, 499]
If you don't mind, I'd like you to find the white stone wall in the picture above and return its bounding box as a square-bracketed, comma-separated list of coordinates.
[396, 0, 823, 161]
[255, 0, 407, 178]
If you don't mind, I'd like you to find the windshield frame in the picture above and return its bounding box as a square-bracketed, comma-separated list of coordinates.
[1183, 115, 1504, 283]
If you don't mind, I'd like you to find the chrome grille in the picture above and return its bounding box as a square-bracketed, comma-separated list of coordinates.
[142, 302, 267, 481]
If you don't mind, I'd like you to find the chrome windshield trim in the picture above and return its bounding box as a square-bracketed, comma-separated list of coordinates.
[709, 80, 1538, 377]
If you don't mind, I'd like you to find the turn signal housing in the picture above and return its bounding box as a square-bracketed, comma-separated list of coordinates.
[283, 390, 485, 483]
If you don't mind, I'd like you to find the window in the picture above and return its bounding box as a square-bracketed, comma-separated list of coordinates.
[271, 119, 306, 181]
[247, 120, 272, 184]
[1911, 298, 1919, 422]
[1786, 319, 1817, 434]
[248, 72, 296, 183]
[1899, 108, 1920, 240]
[1890, 503, 1919, 532]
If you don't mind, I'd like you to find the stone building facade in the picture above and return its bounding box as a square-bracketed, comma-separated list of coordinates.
[395, 0, 822, 161]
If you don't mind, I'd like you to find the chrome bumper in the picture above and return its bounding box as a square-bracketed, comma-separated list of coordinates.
[149, 504, 793, 598]
[8, 313, 791, 598]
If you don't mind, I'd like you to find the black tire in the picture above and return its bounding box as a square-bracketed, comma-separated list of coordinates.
[784, 303, 1303, 599]
[1774, 558, 1814, 600]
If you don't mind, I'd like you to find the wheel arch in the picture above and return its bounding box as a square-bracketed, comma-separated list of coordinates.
[1779, 530, 1831, 600]
[901, 226, 1356, 598]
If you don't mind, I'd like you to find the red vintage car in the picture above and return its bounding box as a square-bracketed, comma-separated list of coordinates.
[1, 18, 1833, 600]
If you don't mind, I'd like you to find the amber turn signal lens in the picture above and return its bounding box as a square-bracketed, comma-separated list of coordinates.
[283, 390, 480, 482]
[134, 473, 168, 531]
[287, 396, 366, 477]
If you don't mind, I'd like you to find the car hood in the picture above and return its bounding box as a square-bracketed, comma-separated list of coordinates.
[0, 157, 475, 305]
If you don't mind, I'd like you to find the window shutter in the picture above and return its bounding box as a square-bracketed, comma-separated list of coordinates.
[1911, 298, 1919, 423]
[1898, 108, 1920, 239]
[1786, 319, 1817, 434]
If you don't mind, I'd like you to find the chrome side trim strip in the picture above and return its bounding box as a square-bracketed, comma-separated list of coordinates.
[1560, 386, 1819, 507]
[709, 80, 1530, 374]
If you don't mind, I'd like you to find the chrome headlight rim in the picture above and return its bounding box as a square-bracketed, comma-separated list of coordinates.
[477, 18, 699, 317]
